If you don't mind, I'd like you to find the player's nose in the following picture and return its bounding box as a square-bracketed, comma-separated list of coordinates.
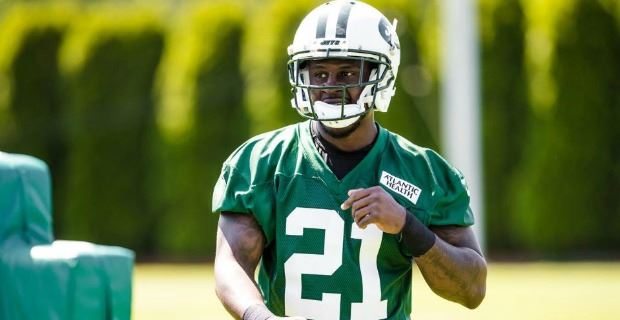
[323, 72, 339, 86]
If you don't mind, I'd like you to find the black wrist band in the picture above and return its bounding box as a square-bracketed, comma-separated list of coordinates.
[398, 210, 436, 257]
[243, 304, 274, 320]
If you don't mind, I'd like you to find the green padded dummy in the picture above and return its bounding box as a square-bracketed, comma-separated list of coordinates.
[0, 152, 53, 248]
[0, 152, 134, 320]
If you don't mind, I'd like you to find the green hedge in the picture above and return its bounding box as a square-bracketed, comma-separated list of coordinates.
[1, 0, 619, 259]
[0, 4, 73, 235]
[154, 2, 247, 258]
[511, 0, 620, 254]
[368, 0, 440, 150]
[243, 0, 318, 134]
[480, 0, 529, 252]
[59, 6, 164, 252]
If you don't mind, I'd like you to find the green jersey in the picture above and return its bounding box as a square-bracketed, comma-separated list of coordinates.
[212, 121, 473, 320]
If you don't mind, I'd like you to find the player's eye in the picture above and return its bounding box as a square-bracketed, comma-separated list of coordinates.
[338, 71, 359, 83]
[312, 72, 329, 83]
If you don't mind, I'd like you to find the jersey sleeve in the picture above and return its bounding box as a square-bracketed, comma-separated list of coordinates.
[211, 155, 277, 245]
[212, 164, 253, 214]
[426, 151, 475, 227]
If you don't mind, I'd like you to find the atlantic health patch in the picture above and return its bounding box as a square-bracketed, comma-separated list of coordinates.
[380, 171, 422, 205]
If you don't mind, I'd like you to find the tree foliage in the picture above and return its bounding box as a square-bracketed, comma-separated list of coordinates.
[0, 0, 618, 259]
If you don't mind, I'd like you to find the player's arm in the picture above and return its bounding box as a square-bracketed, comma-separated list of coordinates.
[414, 225, 487, 309]
[215, 212, 307, 320]
[214, 211, 267, 319]
[342, 187, 486, 309]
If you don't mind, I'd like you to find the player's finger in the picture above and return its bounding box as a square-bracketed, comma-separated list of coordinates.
[352, 205, 373, 225]
[350, 194, 374, 212]
[340, 188, 370, 210]
[357, 209, 377, 229]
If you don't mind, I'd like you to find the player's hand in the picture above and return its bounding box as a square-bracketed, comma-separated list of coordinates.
[341, 186, 407, 234]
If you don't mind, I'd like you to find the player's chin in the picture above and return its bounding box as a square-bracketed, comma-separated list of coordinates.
[319, 116, 364, 139]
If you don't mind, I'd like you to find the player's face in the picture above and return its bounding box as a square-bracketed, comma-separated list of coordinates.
[307, 59, 372, 105]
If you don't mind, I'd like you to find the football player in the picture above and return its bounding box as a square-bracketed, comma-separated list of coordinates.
[213, 1, 487, 319]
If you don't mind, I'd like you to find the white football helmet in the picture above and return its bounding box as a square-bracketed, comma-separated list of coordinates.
[288, 0, 401, 128]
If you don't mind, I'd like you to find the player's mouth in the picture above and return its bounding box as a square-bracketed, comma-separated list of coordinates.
[320, 96, 350, 105]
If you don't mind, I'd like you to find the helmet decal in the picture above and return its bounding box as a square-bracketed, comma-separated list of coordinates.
[316, 12, 328, 38]
[315, 1, 356, 39]
[378, 18, 393, 46]
[335, 1, 354, 38]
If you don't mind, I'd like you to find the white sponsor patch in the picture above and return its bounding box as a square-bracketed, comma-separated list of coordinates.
[380, 171, 422, 205]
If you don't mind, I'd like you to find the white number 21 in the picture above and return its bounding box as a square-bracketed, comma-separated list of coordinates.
[284, 207, 387, 320]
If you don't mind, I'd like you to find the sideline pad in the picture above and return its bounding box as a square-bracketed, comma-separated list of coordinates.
[0, 152, 134, 319]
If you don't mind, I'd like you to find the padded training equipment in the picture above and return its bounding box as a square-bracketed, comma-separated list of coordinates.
[0, 152, 134, 320]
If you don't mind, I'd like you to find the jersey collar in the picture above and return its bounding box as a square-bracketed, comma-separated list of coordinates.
[298, 120, 388, 191]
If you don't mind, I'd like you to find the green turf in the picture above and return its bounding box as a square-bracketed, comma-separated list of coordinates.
[132, 262, 620, 319]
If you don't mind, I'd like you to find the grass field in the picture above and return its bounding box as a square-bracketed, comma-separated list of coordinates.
[133, 262, 620, 319]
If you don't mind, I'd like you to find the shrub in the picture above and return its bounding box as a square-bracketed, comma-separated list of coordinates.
[59, 5, 164, 252]
[154, 2, 248, 258]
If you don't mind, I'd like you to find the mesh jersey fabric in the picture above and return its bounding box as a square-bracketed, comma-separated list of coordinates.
[212, 120, 474, 320]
